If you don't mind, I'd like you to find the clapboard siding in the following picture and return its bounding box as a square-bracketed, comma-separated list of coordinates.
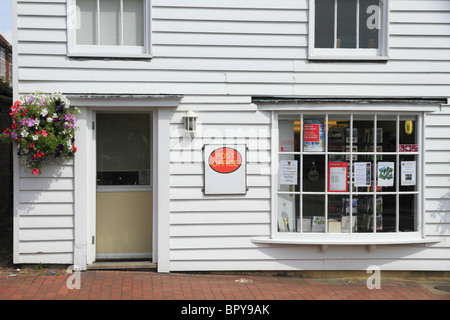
[14, 0, 450, 271]
[424, 107, 450, 243]
[16, 162, 74, 264]
[16, 0, 450, 98]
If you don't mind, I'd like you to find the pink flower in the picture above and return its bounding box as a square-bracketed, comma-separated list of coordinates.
[32, 169, 39, 175]
[41, 130, 48, 137]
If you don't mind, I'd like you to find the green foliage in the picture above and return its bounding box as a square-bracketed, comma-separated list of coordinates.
[0, 92, 80, 175]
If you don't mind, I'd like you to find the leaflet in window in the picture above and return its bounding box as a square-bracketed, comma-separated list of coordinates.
[303, 119, 324, 152]
[328, 162, 348, 192]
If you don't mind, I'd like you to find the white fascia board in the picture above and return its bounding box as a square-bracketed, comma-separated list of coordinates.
[67, 94, 183, 108]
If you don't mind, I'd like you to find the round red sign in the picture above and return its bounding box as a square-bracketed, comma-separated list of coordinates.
[209, 147, 242, 174]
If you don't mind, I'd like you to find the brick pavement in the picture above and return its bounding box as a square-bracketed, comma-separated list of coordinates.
[1, 269, 449, 302]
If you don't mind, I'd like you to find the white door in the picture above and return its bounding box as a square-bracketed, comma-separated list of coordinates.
[95, 113, 153, 260]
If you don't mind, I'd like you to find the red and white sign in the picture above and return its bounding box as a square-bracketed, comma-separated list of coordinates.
[208, 147, 242, 174]
[399, 144, 418, 152]
[328, 162, 348, 192]
[204, 144, 247, 195]
[304, 124, 321, 142]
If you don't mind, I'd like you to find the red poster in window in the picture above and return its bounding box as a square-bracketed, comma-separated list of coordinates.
[304, 124, 320, 142]
[328, 162, 348, 192]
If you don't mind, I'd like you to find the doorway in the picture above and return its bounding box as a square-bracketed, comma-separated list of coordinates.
[95, 113, 153, 260]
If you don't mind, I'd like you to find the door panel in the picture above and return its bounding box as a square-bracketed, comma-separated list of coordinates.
[96, 191, 152, 258]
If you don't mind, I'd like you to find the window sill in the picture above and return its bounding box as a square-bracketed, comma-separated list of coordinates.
[308, 55, 389, 62]
[251, 236, 442, 252]
[67, 52, 152, 60]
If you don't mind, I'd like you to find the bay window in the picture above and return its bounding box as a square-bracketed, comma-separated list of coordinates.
[276, 113, 421, 236]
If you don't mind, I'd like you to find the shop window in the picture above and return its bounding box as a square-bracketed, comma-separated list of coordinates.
[309, 0, 388, 60]
[276, 113, 420, 235]
[96, 113, 151, 187]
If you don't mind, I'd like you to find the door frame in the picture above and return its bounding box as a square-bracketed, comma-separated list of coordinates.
[72, 95, 181, 271]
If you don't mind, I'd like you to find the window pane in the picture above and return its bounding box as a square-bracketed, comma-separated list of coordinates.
[400, 155, 417, 192]
[303, 155, 325, 192]
[278, 194, 299, 232]
[279, 119, 300, 152]
[76, 0, 97, 45]
[378, 195, 396, 232]
[100, 0, 120, 45]
[353, 157, 373, 192]
[303, 195, 325, 233]
[400, 116, 417, 146]
[97, 114, 151, 185]
[315, 0, 335, 48]
[400, 194, 417, 232]
[303, 117, 325, 152]
[354, 115, 374, 152]
[123, 0, 144, 46]
[359, 0, 380, 48]
[377, 155, 396, 192]
[328, 195, 353, 233]
[353, 195, 373, 233]
[279, 154, 300, 192]
[328, 115, 350, 153]
[377, 116, 396, 152]
[328, 155, 350, 191]
[337, 0, 357, 48]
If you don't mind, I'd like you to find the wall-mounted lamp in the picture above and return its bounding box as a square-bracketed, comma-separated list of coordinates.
[183, 110, 198, 139]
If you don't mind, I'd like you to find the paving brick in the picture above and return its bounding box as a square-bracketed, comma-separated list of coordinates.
[0, 270, 449, 303]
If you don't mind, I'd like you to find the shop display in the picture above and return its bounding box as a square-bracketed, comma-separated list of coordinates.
[276, 115, 418, 234]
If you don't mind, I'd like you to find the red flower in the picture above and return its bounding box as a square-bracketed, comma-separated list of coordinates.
[11, 123, 17, 130]
[32, 168, 39, 175]
[29, 142, 35, 149]
[37, 151, 44, 157]
[3, 129, 11, 135]
[73, 146, 77, 152]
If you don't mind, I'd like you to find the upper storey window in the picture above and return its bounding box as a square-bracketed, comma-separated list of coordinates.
[68, 0, 151, 58]
[309, 0, 388, 60]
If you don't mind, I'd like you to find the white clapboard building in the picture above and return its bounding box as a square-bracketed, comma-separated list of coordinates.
[11, 0, 450, 272]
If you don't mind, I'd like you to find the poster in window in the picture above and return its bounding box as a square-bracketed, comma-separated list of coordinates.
[354, 162, 371, 187]
[303, 119, 324, 152]
[377, 162, 394, 187]
[328, 162, 348, 192]
[401, 161, 416, 186]
[280, 160, 298, 185]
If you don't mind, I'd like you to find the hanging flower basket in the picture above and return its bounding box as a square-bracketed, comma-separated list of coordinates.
[1, 92, 80, 175]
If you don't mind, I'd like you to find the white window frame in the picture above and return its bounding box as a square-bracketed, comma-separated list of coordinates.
[266, 109, 434, 246]
[308, 0, 389, 61]
[67, 0, 152, 58]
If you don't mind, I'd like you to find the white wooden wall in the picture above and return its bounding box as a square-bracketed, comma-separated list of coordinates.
[13, 0, 450, 270]
[16, 162, 74, 264]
